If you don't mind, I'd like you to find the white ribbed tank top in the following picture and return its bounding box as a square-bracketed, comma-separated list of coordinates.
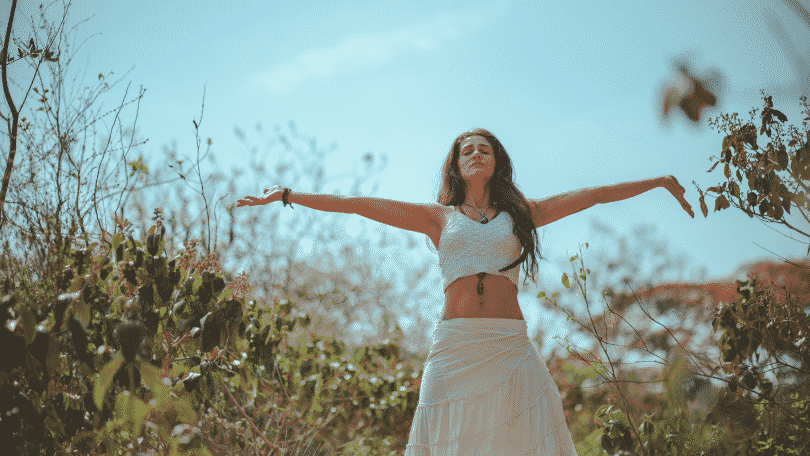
[437, 207, 521, 291]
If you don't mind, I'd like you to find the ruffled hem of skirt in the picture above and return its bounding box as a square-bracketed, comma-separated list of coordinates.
[404, 355, 577, 455]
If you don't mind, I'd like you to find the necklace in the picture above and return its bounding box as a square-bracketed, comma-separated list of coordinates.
[462, 202, 491, 224]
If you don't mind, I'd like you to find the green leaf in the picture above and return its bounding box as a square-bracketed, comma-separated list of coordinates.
[95, 356, 125, 410]
[139, 360, 170, 405]
[172, 396, 199, 424]
[609, 408, 631, 427]
[45, 333, 60, 375]
[72, 298, 90, 330]
[115, 391, 148, 438]
[707, 161, 720, 173]
[595, 404, 613, 424]
[561, 273, 570, 289]
[536, 291, 546, 299]
[112, 232, 124, 251]
[20, 304, 37, 346]
[569, 255, 578, 262]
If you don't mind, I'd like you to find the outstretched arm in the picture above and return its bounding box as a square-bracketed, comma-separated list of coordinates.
[237, 185, 445, 238]
[529, 175, 693, 228]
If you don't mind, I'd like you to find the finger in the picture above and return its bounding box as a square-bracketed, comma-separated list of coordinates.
[683, 202, 694, 217]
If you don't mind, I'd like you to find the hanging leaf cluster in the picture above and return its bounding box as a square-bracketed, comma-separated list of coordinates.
[700, 92, 810, 251]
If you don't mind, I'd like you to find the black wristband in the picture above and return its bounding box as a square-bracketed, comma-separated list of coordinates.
[282, 188, 293, 208]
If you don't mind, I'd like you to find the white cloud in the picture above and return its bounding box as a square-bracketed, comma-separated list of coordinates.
[257, 16, 474, 91]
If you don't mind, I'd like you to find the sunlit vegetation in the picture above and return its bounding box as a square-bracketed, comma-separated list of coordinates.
[1, 1, 809, 454]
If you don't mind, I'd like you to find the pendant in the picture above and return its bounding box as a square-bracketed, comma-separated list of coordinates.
[476, 272, 486, 295]
[480, 217, 489, 224]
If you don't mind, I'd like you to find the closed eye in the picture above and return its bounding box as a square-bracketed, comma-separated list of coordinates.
[463, 148, 491, 155]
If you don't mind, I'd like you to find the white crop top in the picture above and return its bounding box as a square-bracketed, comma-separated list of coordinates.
[437, 207, 522, 291]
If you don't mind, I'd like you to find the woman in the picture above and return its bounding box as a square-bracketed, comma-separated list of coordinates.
[237, 128, 694, 455]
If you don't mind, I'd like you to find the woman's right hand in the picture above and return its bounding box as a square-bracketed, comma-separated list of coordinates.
[236, 185, 284, 208]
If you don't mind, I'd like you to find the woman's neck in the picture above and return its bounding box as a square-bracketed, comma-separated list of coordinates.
[464, 181, 491, 209]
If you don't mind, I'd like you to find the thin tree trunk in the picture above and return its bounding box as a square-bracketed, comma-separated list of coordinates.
[0, 0, 19, 230]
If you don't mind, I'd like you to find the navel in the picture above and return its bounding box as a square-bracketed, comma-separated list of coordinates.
[476, 272, 486, 300]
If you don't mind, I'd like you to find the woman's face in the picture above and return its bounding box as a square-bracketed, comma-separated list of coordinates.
[457, 135, 495, 183]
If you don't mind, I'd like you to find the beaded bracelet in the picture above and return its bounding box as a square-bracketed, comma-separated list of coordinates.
[282, 188, 294, 208]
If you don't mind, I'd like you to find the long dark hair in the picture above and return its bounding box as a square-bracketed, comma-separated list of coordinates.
[437, 128, 541, 285]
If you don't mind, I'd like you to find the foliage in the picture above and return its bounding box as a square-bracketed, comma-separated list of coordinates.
[0, 215, 424, 454]
[698, 91, 809, 254]
[127, 118, 438, 357]
[1, 0, 149, 284]
[0, 5, 435, 451]
[539, 237, 808, 455]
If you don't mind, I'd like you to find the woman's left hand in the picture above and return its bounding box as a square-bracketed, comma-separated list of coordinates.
[662, 175, 694, 218]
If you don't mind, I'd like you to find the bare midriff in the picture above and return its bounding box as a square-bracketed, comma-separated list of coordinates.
[441, 273, 524, 320]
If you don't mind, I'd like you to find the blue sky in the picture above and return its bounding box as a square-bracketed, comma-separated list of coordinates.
[5, 0, 809, 350]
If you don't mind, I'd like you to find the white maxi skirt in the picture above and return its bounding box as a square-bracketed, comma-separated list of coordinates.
[404, 318, 578, 456]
